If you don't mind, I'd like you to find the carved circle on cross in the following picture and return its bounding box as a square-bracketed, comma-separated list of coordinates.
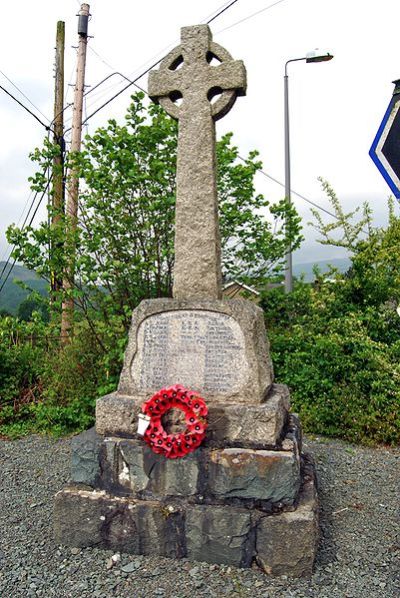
[156, 42, 239, 122]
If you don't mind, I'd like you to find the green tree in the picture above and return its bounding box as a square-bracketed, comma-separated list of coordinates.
[262, 185, 400, 445]
[8, 92, 302, 333]
[310, 179, 400, 312]
[17, 296, 49, 322]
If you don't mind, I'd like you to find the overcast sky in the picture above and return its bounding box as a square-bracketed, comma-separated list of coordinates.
[0, 0, 399, 265]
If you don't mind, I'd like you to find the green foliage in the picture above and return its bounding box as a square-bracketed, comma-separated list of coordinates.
[8, 92, 302, 333]
[17, 295, 49, 322]
[309, 178, 374, 251]
[217, 134, 302, 284]
[0, 315, 119, 439]
[262, 192, 400, 446]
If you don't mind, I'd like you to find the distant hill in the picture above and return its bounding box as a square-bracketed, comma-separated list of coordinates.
[0, 258, 352, 315]
[0, 263, 48, 315]
[293, 257, 351, 282]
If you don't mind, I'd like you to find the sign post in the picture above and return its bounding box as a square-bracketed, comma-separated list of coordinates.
[370, 79, 400, 199]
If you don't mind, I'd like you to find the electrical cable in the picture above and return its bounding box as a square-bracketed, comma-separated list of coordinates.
[82, 31, 345, 225]
[0, 163, 52, 279]
[79, 58, 163, 128]
[201, 0, 234, 24]
[0, 69, 50, 123]
[88, 46, 115, 72]
[15, 189, 35, 228]
[63, 69, 147, 134]
[239, 157, 370, 235]
[83, 45, 342, 224]
[61, 0, 241, 132]
[0, 186, 35, 265]
[0, 186, 41, 285]
[0, 256, 17, 295]
[240, 158, 339, 220]
[78, 0, 243, 127]
[215, 0, 287, 35]
[207, 0, 240, 24]
[0, 174, 52, 294]
[0, 84, 52, 132]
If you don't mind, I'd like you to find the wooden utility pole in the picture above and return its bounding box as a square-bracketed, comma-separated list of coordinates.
[61, 3, 90, 342]
[51, 20, 65, 302]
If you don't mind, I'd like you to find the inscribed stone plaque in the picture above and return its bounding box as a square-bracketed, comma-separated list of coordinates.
[131, 310, 249, 394]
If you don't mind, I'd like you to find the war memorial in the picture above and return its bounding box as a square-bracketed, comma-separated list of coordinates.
[54, 24, 319, 577]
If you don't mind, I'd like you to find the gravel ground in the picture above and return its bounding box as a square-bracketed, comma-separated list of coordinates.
[0, 434, 398, 598]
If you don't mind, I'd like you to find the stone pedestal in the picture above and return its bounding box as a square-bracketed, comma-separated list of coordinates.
[54, 297, 319, 577]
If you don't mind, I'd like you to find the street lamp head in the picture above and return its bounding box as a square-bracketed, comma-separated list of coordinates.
[305, 49, 334, 63]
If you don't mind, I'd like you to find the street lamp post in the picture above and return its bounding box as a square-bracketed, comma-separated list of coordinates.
[284, 49, 333, 293]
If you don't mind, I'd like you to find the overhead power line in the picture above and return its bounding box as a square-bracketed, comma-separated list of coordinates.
[81, 5, 341, 226]
[85, 35, 340, 223]
[206, 0, 240, 24]
[239, 158, 339, 220]
[0, 188, 42, 284]
[0, 172, 52, 292]
[0, 256, 18, 296]
[239, 158, 369, 235]
[0, 187, 35, 265]
[0, 69, 50, 123]
[88, 46, 116, 72]
[216, 0, 288, 35]
[0, 84, 52, 132]
[79, 0, 243, 127]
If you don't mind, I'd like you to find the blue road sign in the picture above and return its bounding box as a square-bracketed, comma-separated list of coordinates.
[370, 80, 400, 199]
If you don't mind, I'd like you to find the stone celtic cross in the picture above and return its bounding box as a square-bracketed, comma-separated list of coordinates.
[148, 25, 246, 300]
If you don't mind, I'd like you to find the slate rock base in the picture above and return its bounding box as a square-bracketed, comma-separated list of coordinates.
[70, 422, 301, 509]
[54, 456, 318, 576]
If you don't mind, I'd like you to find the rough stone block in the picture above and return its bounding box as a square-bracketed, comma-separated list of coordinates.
[206, 384, 289, 447]
[96, 392, 138, 438]
[54, 488, 186, 558]
[54, 488, 137, 552]
[208, 447, 300, 504]
[96, 383, 289, 446]
[281, 412, 303, 455]
[186, 505, 253, 567]
[54, 459, 319, 576]
[71, 420, 301, 506]
[255, 455, 319, 577]
[71, 433, 203, 496]
[116, 440, 200, 497]
[117, 298, 273, 406]
[70, 428, 102, 486]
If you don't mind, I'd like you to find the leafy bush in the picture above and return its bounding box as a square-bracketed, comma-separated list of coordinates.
[0, 315, 122, 439]
[262, 192, 400, 446]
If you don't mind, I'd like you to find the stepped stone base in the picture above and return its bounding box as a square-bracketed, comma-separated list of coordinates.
[54, 456, 318, 576]
[54, 294, 319, 577]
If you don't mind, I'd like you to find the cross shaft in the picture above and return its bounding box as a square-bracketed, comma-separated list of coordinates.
[148, 25, 246, 300]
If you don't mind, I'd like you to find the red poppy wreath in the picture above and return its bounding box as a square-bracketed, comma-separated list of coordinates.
[140, 384, 208, 459]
